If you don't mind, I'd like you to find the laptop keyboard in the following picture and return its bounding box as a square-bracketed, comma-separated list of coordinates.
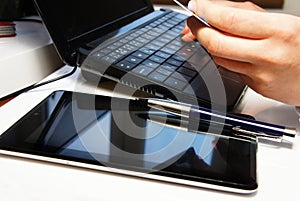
[90, 11, 214, 94]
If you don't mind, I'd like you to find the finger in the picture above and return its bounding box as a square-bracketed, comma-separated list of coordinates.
[181, 22, 196, 41]
[187, 17, 263, 62]
[181, 23, 190, 35]
[181, 31, 196, 41]
[212, 56, 254, 76]
[188, 0, 273, 39]
[209, 0, 265, 12]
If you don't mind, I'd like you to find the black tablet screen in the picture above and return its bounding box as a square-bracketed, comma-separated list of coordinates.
[0, 91, 257, 192]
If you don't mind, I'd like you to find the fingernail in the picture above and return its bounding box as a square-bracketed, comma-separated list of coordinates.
[188, 0, 197, 11]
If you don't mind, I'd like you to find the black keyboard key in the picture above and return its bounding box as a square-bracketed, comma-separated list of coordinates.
[180, 74, 193, 83]
[116, 60, 136, 70]
[160, 63, 178, 71]
[142, 33, 156, 40]
[139, 48, 156, 55]
[169, 39, 185, 48]
[148, 28, 164, 36]
[176, 43, 199, 59]
[163, 31, 178, 40]
[161, 22, 174, 28]
[112, 41, 124, 47]
[170, 71, 193, 83]
[155, 51, 171, 59]
[164, 77, 187, 91]
[97, 48, 111, 55]
[177, 67, 197, 77]
[108, 51, 124, 61]
[122, 44, 137, 52]
[145, 44, 160, 51]
[166, 58, 184, 67]
[185, 42, 200, 51]
[184, 61, 219, 100]
[175, 13, 188, 20]
[100, 56, 116, 64]
[188, 52, 211, 71]
[148, 71, 168, 82]
[158, 25, 170, 30]
[129, 40, 143, 48]
[135, 36, 150, 44]
[165, 44, 181, 52]
[150, 40, 166, 48]
[115, 47, 131, 55]
[182, 62, 198, 72]
[156, 67, 173, 76]
[132, 51, 149, 60]
[157, 37, 170, 45]
[201, 60, 219, 76]
[149, 55, 166, 64]
[160, 47, 177, 55]
[183, 75, 209, 98]
[105, 44, 119, 51]
[182, 60, 192, 67]
[132, 65, 153, 76]
[125, 56, 143, 65]
[142, 60, 160, 69]
[171, 54, 186, 62]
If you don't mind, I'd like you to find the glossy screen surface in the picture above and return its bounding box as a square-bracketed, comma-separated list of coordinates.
[0, 91, 257, 191]
[34, 0, 151, 41]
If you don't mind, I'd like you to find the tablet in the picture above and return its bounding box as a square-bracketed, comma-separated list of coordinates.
[0, 91, 257, 193]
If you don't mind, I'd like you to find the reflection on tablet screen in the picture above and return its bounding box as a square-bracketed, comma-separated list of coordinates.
[0, 91, 257, 193]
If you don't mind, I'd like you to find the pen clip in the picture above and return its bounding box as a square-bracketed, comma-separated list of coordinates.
[232, 127, 284, 142]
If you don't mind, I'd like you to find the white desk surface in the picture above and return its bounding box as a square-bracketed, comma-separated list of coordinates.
[0, 65, 299, 201]
[0, 20, 63, 99]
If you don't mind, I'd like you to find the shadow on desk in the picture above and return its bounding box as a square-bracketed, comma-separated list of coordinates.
[255, 105, 299, 149]
[255, 105, 299, 129]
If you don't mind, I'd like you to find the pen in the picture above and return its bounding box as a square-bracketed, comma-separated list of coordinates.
[137, 111, 255, 141]
[144, 98, 297, 141]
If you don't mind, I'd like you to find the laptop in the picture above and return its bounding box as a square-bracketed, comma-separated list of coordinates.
[32, 0, 246, 110]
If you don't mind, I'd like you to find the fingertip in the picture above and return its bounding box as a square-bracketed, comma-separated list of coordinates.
[181, 32, 196, 42]
[188, 0, 198, 12]
[181, 23, 190, 35]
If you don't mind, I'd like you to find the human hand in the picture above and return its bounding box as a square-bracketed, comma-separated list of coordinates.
[182, 0, 300, 105]
[181, 0, 265, 41]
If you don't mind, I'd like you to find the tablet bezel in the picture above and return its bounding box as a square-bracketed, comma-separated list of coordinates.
[0, 90, 258, 194]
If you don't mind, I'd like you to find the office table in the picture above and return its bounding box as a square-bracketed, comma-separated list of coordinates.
[0, 20, 63, 99]
[0, 65, 299, 201]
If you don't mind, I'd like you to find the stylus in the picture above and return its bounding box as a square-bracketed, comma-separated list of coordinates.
[145, 98, 297, 141]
